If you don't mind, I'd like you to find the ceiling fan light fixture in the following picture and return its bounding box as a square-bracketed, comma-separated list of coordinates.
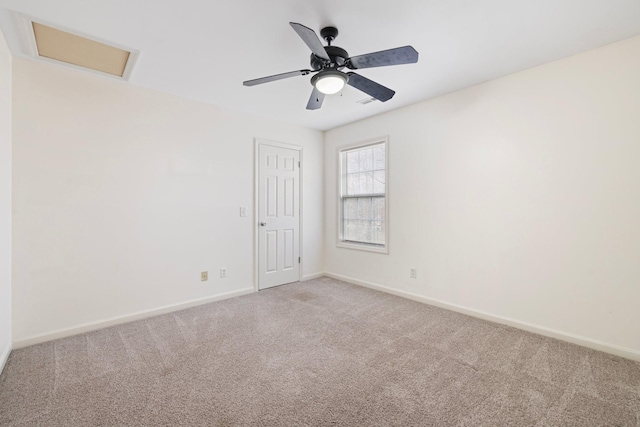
[312, 70, 348, 95]
[243, 22, 418, 110]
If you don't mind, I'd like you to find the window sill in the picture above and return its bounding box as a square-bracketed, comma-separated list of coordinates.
[337, 241, 388, 254]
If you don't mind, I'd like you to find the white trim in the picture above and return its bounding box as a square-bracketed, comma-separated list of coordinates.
[336, 241, 388, 254]
[301, 272, 325, 281]
[0, 341, 12, 375]
[299, 147, 305, 284]
[254, 141, 259, 292]
[254, 138, 303, 291]
[325, 272, 640, 362]
[255, 139, 303, 151]
[0, 10, 37, 56]
[12, 288, 254, 349]
[336, 136, 390, 254]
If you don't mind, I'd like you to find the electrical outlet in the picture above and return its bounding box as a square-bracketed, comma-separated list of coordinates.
[410, 268, 417, 279]
[220, 268, 227, 278]
[201, 271, 208, 281]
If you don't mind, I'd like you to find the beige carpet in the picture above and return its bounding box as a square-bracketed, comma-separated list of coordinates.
[1, 277, 639, 426]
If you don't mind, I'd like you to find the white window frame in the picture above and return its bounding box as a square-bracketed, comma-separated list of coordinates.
[336, 136, 389, 254]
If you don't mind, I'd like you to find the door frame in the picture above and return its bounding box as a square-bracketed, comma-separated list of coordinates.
[254, 138, 303, 292]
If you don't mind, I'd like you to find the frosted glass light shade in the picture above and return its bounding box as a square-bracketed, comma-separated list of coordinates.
[312, 71, 348, 95]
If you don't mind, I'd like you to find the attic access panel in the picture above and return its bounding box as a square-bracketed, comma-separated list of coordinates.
[32, 22, 131, 77]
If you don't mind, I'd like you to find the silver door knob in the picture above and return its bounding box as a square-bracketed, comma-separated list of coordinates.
[260, 222, 267, 226]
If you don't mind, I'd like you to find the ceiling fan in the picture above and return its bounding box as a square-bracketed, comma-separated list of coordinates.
[243, 22, 419, 110]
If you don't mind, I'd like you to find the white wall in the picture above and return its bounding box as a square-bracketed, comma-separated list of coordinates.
[0, 27, 12, 369]
[12, 58, 324, 344]
[324, 36, 640, 356]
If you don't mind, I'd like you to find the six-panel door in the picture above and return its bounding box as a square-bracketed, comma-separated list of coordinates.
[258, 144, 300, 289]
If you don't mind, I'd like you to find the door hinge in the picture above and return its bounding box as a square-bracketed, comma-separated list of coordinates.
[298, 257, 301, 264]
[298, 161, 300, 168]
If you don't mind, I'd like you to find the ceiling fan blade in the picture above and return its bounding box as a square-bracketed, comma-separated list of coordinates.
[346, 73, 395, 102]
[306, 87, 325, 110]
[347, 46, 418, 69]
[243, 69, 312, 86]
[290, 22, 330, 61]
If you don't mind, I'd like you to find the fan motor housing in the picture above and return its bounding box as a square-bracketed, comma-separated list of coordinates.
[310, 46, 349, 70]
[320, 26, 339, 42]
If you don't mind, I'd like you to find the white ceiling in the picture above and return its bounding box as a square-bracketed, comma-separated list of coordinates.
[1, 0, 639, 131]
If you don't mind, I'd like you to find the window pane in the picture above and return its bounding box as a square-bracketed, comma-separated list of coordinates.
[358, 220, 372, 243]
[357, 197, 372, 220]
[347, 151, 359, 173]
[358, 172, 373, 195]
[344, 198, 357, 219]
[347, 173, 358, 195]
[344, 220, 357, 241]
[373, 144, 385, 170]
[373, 197, 385, 221]
[373, 170, 385, 194]
[357, 173, 366, 195]
[359, 147, 373, 172]
[374, 220, 386, 245]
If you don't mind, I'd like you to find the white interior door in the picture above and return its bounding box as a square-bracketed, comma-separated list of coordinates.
[258, 144, 300, 290]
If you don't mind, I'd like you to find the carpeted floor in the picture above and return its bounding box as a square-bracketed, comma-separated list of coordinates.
[1, 277, 639, 426]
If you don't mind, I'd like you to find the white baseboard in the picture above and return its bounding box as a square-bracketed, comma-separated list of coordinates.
[13, 288, 255, 349]
[0, 340, 12, 375]
[325, 272, 640, 362]
[301, 272, 325, 281]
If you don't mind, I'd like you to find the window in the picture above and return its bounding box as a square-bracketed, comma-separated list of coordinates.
[338, 138, 388, 252]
